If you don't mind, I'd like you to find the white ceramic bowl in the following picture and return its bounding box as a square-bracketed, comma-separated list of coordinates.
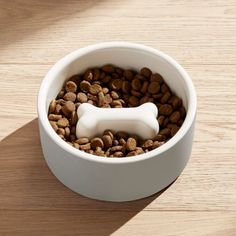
[38, 42, 197, 202]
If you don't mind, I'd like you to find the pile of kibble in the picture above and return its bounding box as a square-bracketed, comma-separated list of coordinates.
[48, 65, 186, 157]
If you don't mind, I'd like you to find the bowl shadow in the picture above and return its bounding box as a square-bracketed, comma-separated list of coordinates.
[0, 118, 174, 235]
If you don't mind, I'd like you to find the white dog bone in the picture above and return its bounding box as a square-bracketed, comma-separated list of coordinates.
[76, 102, 159, 139]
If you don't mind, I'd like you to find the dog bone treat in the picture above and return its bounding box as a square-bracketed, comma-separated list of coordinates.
[48, 65, 186, 158]
[76, 103, 159, 139]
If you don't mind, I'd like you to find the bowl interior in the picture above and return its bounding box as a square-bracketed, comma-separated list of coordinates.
[44, 46, 189, 114]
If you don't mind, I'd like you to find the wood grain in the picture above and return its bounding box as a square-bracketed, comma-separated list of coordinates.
[0, 0, 236, 235]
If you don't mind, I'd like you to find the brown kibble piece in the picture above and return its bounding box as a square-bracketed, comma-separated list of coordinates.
[154, 134, 167, 141]
[113, 152, 124, 157]
[161, 83, 170, 93]
[140, 81, 149, 94]
[102, 135, 113, 149]
[65, 81, 77, 93]
[110, 145, 123, 152]
[91, 137, 104, 150]
[58, 134, 65, 139]
[68, 74, 81, 86]
[65, 127, 70, 138]
[102, 102, 110, 108]
[142, 140, 153, 149]
[63, 92, 76, 102]
[62, 101, 75, 115]
[113, 140, 119, 146]
[57, 128, 65, 136]
[172, 96, 182, 109]
[115, 67, 123, 76]
[94, 147, 105, 156]
[76, 137, 89, 145]
[161, 92, 171, 104]
[112, 73, 119, 80]
[98, 91, 106, 107]
[89, 84, 102, 95]
[57, 90, 65, 99]
[148, 82, 160, 94]
[179, 106, 186, 118]
[151, 73, 163, 84]
[57, 118, 69, 128]
[116, 131, 128, 140]
[70, 111, 78, 125]
[140, 67, 152, 78]
[73, 143, 80, 149]
[87, 93, 98, 102]
[135, 74, 145, 81]
[87, 100, 95, 105]
[104, 94, 113, 104]
[93, 68, 100, 81]
[135, 147, 144, 154]
[48, 114, 62, 121]
[102, 65, 115, 73]
[131, 78, 142, 91]
[110, 91, 120, 99]
[80, 143, 91, 151]
[159, 104, 173, 116]
[171, 126, 180, 136]
[71, 126, 76, 134]
[159, 128, 171, 136]
[109, 79, 123, 90]
[111, 100, 122, 108]
[70, 134, 77, 142]
[131, 90, 142, 98]
[140, 96, 150, 104]
[49, 99, 56, 113]
[57, 99, 66, 106]
[163, 117, 169, 127]
[102, 87, 109, 94]
[128, 96, 139, 106]
[55, 104, 62, 114]
[122, 81, 131, 93]
[103, 130, 114, 140]
[158, 115, 165, 126]
[167, 123, 178, 129]
[178, 119, 184, 126]
[87, 149, 94, 155]
[102, 75, 111, 83]
[169, 111, 181, 123]
[77, 92, 88, 103]
[126, 151, 137, 157]
[80, 80, 91, 93]
[152, 141, 164, 149]
[123, 70, 134, 80]
[49, 121, 58, 132]
[119, 138, 126, 145]
[83, 69, 93, 81]
[126, 138, 137, 151]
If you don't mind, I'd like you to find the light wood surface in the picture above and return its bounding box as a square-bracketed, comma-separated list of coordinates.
[0, 0, 236, 235]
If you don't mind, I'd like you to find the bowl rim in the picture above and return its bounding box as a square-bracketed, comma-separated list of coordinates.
[38, 41, 197, 164]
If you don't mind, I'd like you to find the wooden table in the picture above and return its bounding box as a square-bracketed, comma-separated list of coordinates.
[1, 0, 236, 235]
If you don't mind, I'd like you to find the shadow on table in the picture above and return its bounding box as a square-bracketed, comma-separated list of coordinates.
[0, 118, 174, 235]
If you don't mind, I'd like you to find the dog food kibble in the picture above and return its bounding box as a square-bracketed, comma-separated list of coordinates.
[57, 117, 69, 128]
[62, 101, 75, 115]
[48, 65, 186, 158]
[77, 92, 88, 103]
[65, 81, 77, 93]
[91, 137, 104, 150]
[63, 92, 76, 102]
[126, 137, 137, 151]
